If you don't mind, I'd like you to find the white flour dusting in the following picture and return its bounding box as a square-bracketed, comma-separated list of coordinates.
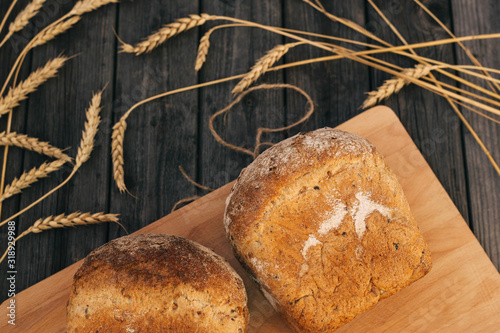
[299, 263, 309, 277]
[230, 128, 373, 186]
[250, 257, 267, 274]
[351, 192, 391, 238]
[300, 193, 391, 265]
[300, 129, 372, 158]
[301, 234, 321, 257]
[318, 202, 348, 235]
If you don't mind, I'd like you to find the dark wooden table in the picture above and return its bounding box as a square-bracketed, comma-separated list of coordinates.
[0, 0, 498, 303]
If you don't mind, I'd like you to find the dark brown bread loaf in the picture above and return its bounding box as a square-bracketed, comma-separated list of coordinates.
[67, 234, 248, 332]
[224, 128, 432, 332]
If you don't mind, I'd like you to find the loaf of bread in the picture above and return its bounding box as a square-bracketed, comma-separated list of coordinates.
[67, 234, 249, 332]
[224, 128, 432, 332]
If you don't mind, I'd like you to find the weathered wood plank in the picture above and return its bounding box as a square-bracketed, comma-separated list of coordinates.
[198, 1, 285, 192]
[451, 0, 500, 269]
[0, 0, 498, 307]
[109, 0, 199, 237]
[283, 0, 370, 133]
[365, 0, 471, 229]
[0, 0, 32, 306]
[0, 0, 118, 301]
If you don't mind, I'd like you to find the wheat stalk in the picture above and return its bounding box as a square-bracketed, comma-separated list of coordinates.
[0, 211, 122, 263]
[195, 28, 213, 71]
[0, 91, 104, 227]
[111, 119, 127, 192]
[120, 14, 214, 55]
[413, 0, 500, 94]
[110, 74, 251, 193]
[0, 159, 67, 202]
[30, 212, 120, 233]
[232, 42, 303, 94]
[31, 17, 81, 47]
[7, 0, 47, 34]
[302, 0, 388, 47]
[75, 91, 102, 167]
[0, 56, 68, 117]
[70, 0, 119, 16]
[113, 11, 500, 186]
[0, 0, 19, 37]
[0, 131, 71, 161]
[362, 64, 432, 109]
[194, 24, 245, 71]
[0, 0, 117, 218]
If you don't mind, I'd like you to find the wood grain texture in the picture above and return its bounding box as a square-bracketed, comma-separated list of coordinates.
[198, 0, 285, 192]
[0, 0, 31, 290]
[1, 107, 499, 333]
[0, 0, 498, 311]
[283, 0, 371, 131]
[0, 0, 118, 304]
[109, 0, 199, 235]
[450, 0, 500, 271]
[0, 0, 30, 225]
[365, 0, 471, 226]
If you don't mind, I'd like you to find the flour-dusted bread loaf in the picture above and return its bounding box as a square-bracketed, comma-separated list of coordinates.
[224, 128, 432, 332]
[67, 234, 249, 332]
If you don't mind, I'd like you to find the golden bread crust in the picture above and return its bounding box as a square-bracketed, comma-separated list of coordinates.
[67, 234, 248, 333]
[224, 128, 431, 332]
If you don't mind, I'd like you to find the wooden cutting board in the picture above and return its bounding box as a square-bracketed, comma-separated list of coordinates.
[2, 106, 500, 332]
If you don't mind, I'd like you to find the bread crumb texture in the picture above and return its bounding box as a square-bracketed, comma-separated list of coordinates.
[224, 128, 432, 332]
[67, 234, 249, 332]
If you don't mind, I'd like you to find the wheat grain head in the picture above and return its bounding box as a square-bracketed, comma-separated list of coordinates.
[0, 56, 68, 117]
[120, 14, 214, 55]
[111, 119, 127, 192]
[0, 159, 67, 202]
[0, 211, 121, 263]
[31, 16, 81, 47]
[70, 0, 119, 16]
[195, 28, 213, 71]
[29, 211, 120, 233]
[0, 131, 71, 161]
[232, 42, 303, 95]
[8, 0, 47, 35]
[75, 91, 102, 167]
[362, 64, 432, 109]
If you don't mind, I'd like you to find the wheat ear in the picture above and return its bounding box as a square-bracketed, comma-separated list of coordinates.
[0, 212, 122, 263]
[8, 0, 47, 34]
[0, 159, 67, 202]
[195, 28, 213, 71]
[362, 64, 432, 109]
[111, 119, 127, 192]
[0, 0, 18, 37]
[31, 17, 81, 47]
[0, 131, 71, 161]
[0, 0, 47, 48]
[75, 92, 102, 167]
[0, 91, 104, 227]
[30, 212, 121, 233]
[120, 14, 214, 55]
[232, 42, 303, 95]
[70, 0, 119, 16]
[0, 56, 68, 117]
[194, 24, 244, 71]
